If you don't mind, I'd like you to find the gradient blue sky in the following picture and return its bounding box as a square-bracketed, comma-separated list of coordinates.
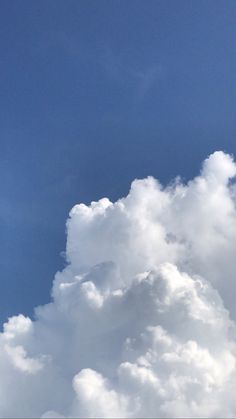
[2, 0, 236, 322]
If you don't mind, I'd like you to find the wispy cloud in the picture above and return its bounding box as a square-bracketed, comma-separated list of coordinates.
[100, 44, 163, 103]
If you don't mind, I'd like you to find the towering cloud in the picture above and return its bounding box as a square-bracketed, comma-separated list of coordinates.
[2, 151, 236, 417]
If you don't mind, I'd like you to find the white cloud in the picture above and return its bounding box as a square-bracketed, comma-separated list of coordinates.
[2, 151, 236, 417]
[4, 344, 43, 374]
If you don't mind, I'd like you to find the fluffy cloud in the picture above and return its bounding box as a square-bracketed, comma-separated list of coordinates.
[2, 151, 236, 417]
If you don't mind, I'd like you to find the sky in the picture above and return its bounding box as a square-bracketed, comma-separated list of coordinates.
[2, 0, 236, 321]
[3, 2, 236, 417]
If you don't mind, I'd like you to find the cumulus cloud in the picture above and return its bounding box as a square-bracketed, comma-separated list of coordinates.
[2, 151, 236, 417]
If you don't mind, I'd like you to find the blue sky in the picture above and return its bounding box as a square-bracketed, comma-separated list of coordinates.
[2, 0, 236, 322]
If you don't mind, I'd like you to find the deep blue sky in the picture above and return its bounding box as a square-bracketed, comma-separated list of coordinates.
[2, 0, 236, 322]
